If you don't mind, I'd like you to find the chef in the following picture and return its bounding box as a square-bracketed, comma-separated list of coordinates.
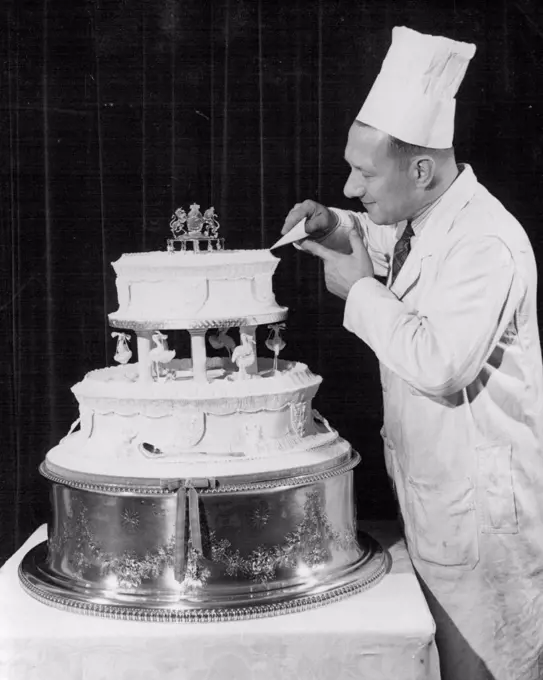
[281, 26, 543, 680]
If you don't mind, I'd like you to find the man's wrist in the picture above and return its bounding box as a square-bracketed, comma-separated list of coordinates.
[313, 209, 340, 243]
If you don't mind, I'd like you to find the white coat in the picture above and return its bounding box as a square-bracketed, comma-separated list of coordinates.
[332, 165, 543, 680]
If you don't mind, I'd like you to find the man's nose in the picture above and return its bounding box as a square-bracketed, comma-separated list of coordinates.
[344, 170, 365, 199]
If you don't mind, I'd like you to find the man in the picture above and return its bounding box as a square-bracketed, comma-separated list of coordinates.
[281, 27, 543, 680]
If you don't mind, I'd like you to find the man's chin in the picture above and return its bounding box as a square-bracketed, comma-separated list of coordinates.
[365, 211, 394, 226]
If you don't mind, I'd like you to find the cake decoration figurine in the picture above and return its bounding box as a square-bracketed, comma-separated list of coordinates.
[203, 206, 220, 238]
[111, 331, 132, 365]
[265, 322, 286, 374]
[169, 207, 187, 237]
[149, 331, 176, 379]
[167, 203, 225, 253]
[208, 328, 236, 359]
[186, 203, 204, 235]
[231, 332, 257, 379]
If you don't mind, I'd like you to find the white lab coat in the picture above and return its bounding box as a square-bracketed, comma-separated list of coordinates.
[332, 165, 543, 680]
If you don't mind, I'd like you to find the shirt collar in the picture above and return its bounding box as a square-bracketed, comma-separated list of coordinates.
[410, 195, 443, 234]
[400, 164, 475, 238]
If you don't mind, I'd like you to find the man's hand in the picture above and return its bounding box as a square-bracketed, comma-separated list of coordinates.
[282, 199, 338, 240]
[301, 229, 373, 300]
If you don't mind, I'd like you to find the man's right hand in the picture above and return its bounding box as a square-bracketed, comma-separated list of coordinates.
[281, 200, 338, 240]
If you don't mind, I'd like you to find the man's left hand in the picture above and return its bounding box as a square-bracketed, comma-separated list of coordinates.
[300, 229, 374, 300]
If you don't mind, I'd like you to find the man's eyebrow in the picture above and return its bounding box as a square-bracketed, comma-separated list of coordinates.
[344, 157, 373, 172]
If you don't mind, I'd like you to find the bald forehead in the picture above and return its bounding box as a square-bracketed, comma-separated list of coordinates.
[344, 123, 393, 171]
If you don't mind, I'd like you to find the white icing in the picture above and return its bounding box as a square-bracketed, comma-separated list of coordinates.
[66, 359, 327, 466]
[113, 249, 280, 271]
[45, 248, 348, 482]
[109, 249, 287, 326]
[252, 273, 275, 303]
[46, 431, 351, 480]
[72, 359, 321, 404]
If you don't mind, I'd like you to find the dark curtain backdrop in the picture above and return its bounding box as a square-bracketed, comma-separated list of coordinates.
[1, 0, 543, 566]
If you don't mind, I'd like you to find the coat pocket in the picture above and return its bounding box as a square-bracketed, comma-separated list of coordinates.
[477, 442, 518, 534]
[406, 476, 480, 569]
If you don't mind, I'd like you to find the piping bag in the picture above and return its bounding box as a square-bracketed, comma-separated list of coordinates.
[270, 218, 308, 250]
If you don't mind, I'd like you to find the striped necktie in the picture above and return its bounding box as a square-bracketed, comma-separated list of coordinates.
[390, 221, 414, 285]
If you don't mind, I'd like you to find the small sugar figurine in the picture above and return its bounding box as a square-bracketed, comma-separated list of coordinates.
[169, 207, 187, 237]
[265, 323, 286, 373]
[149, 331, 176, 379]
[203, 207, 220, 238]
[208, 328, 236, 359]
[186, 204, 204, 235]
[112, 332, 132, 365]
[232, 332, 256, 379]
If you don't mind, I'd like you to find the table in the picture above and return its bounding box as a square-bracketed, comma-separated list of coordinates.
[0, 522, 440, 680]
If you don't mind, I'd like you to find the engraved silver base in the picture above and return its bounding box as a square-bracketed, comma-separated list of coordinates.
[19, 536, 388, 622]
[19, 451, 388, 622]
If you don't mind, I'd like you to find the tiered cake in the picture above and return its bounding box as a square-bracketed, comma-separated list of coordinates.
[19, 206, 386, 621]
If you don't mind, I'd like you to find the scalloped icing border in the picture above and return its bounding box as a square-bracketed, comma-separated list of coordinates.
[71, 360, 321, 406]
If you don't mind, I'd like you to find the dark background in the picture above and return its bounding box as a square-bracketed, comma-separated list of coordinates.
[1, 0, 543, 566]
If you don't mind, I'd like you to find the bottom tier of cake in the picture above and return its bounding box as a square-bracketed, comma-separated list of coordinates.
[19, 451, 388, 622]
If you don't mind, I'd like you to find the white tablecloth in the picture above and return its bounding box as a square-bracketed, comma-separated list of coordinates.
[0, 522, 440, 680]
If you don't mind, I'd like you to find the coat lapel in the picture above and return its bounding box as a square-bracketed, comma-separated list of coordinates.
[389, 244, 431, 300]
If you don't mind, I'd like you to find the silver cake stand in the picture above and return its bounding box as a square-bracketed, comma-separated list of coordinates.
[19, 452, 389, 622]
[19, 532, 387, 623]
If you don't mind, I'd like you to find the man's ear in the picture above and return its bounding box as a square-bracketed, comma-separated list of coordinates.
[409, 156, 436, 189]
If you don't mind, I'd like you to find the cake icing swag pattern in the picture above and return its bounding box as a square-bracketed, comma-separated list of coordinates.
[19, 207, 387, 621]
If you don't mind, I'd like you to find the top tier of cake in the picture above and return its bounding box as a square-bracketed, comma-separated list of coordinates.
[109, 249, 288, 331]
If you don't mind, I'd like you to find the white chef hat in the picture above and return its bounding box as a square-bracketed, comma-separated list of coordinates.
[356, 27, 476, 149]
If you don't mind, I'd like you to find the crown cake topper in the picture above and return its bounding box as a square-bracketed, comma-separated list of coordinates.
[167, 204, 225, 253]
